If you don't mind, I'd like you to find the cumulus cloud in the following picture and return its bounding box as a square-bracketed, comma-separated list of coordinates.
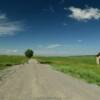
[68, 6, 100, 21]
[46, 44, 62, 49]
[0, 12, 23, 36]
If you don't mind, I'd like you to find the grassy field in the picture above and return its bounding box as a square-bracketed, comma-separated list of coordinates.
[0, 55, 100, 86]
[0, 55, 27, 70]
[36, 56, 100, 86]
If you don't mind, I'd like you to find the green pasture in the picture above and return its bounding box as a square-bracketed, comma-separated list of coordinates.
[0, 55, 27, 70]
[36, 56, 100, 86]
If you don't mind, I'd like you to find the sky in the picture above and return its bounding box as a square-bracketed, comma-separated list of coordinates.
[0, 0, 100, 56]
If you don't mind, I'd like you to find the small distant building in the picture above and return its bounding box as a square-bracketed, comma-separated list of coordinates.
[96, 53, 100, 64]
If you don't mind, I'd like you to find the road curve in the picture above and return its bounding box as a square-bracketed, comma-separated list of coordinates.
[0, 59, 100, 100]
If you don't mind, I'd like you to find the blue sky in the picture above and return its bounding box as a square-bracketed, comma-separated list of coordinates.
[0, 0, 100, 56]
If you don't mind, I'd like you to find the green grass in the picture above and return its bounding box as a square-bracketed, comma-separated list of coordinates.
[0, 55, 28, 70]
[35, 56, 100, 86]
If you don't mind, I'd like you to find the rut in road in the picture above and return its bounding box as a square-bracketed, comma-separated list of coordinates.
[0, 59, 100, 100]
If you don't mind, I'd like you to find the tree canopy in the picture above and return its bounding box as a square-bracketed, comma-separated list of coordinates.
[25, 49, 34, 58]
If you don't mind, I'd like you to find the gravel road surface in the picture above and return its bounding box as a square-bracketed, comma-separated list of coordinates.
[0, 59, 100, 100]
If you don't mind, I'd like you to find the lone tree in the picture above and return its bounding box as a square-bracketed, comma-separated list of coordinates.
[25, 49, 34, 58]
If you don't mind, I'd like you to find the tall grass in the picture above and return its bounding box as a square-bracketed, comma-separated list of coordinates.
[0, 55, 27, 70]
[36, 56, 100, 86]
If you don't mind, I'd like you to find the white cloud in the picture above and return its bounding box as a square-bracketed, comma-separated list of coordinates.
[49, 6, 55, 13]
[0, 14, 7, 20]
[12, 50, 18, 53]
[37, 45, 43, 48]
[68, 6, 100, 21]
[41, 6, 55, 13]
[46, 44, 62, 49]
[77, 40, 82, 42]
[63, 22, 68, 26]
[0, 49, 18, 54]
[6, 49, 18, 53]
[0, 12, 23, 36]
[35, 50, 68, 56]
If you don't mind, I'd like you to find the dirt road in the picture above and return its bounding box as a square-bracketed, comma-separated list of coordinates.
[0, 59, 100, 100]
